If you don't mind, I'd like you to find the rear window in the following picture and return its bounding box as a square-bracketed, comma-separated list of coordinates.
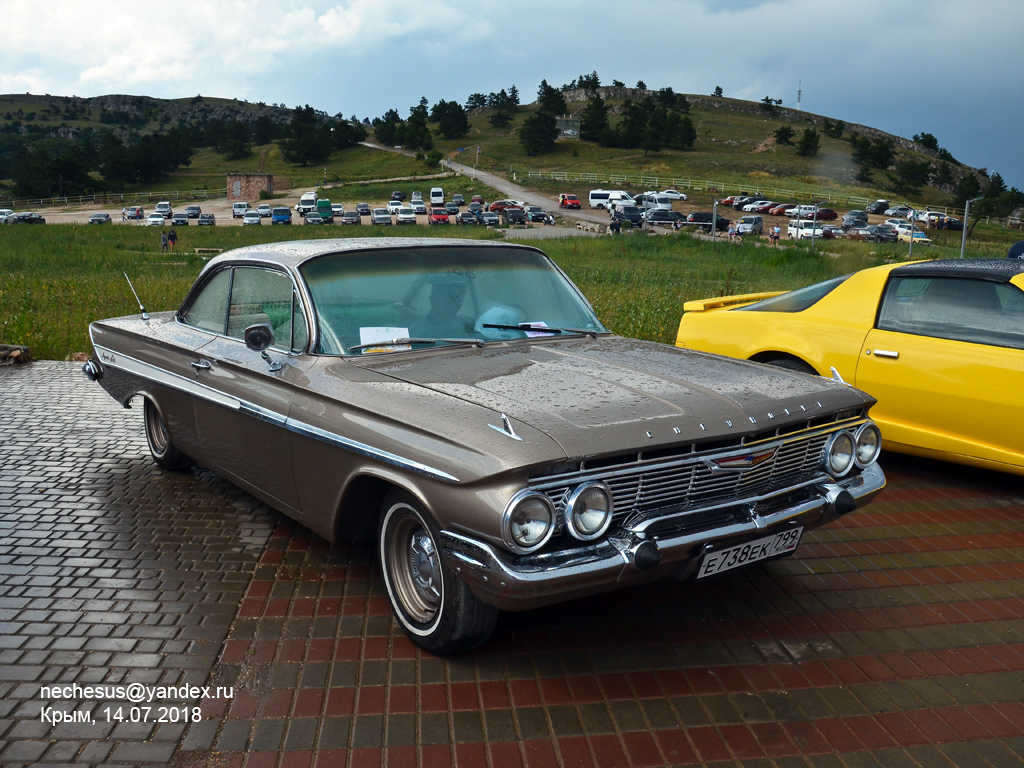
[740, 274, 852, 313]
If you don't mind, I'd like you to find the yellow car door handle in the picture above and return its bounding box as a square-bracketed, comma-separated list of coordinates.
[870, 349, 900, 359]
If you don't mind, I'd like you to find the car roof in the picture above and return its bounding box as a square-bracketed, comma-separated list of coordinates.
[890, 258, 1024, 283]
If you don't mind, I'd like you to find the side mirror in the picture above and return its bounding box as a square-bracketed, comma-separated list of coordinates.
[244, 323, 273, 352]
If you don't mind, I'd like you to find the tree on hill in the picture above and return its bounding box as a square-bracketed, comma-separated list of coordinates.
[774, 125, 795, 145]
[519, 110, 557, 155]
[888, 159, 930, 196]
[431, 100, 470, 139]
[580, 93, 609, 142]
[537, 80, 567, 115]
[713, 86, 723, 97]
[796, 128, 820, 156]
[912, 132, 940, 151]
[279, 105, 331, 166]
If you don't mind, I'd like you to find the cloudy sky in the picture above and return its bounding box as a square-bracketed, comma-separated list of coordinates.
[3, 0, 1022, 189]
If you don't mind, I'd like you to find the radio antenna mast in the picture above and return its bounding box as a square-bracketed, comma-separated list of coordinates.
[124, 273, 149, 321]
[797, 80, 802, 110]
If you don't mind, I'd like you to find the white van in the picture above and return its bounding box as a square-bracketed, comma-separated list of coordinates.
[295, 192, 318, 216]
[430, 187, 445, 205]
[232, 201, 250, 218]
[589, 189, 633, 210]
[640, 194, 673, 212]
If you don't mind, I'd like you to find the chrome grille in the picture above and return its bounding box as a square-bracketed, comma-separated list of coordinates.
[535, 430, 835, 525]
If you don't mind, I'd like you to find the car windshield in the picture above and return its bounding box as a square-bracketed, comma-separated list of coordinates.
[740, 274, 852, 313]
[300, 245, 607, 355]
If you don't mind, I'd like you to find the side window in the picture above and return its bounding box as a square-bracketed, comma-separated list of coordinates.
[878, 276, 1024, 350]
[227, 268, 300, 352]
[181, 269, 231, 333]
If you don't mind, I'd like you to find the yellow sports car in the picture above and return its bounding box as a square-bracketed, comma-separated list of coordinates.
[676, 259, 1024, 475]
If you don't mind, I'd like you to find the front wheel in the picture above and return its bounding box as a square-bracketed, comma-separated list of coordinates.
[765, 357, 816, 375]
[143, 399, 194, 471]
[378, 491, 498, 655]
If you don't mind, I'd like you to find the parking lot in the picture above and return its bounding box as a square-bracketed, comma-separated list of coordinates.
[1, 361, 1022, 767]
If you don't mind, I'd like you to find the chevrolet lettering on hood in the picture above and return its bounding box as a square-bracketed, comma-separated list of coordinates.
[84, 238, 885, 654]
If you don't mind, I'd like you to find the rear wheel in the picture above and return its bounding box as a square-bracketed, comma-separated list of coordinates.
[378, 491, 497, 655]
[765, 357, 816, 375]
[143, 399, 194, 471]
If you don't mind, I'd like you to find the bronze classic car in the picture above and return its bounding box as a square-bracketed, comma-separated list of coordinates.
[84, 239, 885, 654]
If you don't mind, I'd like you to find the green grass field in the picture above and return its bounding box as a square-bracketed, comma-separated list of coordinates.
[1, 225, 940, 361]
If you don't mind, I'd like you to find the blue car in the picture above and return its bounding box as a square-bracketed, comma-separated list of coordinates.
[271, 207, 293, 225]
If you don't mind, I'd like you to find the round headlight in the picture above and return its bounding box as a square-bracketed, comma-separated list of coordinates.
[502, 491, 554, 554]
[855, 423, 882, 467]
[825, 431, 855, 476]
[564, 483, 614, 541]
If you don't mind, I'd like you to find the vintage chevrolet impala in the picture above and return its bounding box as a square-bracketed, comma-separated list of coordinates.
[84, 239, 885, 653]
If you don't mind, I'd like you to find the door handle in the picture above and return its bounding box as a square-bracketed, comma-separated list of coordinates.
[870, 349, 899, 359]
[190, 359, 212, 374]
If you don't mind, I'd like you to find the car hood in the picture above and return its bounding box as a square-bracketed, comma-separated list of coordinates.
[348, 336, 872, 459]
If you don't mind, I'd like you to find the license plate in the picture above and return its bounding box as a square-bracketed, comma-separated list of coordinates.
[697, 526, 803, 579]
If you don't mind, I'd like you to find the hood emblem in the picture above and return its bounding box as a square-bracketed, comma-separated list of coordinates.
[709, 447, 778, 471]
[488, 413, 523, 442]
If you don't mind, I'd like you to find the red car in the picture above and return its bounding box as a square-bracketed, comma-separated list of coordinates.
[768, 203, 796, 216]
[752, 201, 777, 213]
[721, 195, 738, 206]
[815, 208, 839, 221]
[558, 194, 582, 209]
[427, 208, 449, 225]
[488, 200, 521, 214]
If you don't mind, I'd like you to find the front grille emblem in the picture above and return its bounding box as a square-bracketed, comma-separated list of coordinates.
[710, 447, 778, 471]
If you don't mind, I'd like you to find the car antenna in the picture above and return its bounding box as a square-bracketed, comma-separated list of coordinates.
[124, 273, 149, 321]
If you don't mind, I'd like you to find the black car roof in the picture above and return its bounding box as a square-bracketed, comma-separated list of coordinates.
[891, 258, 1024, 283]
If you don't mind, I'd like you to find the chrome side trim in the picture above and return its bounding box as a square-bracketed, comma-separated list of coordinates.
[92, 344, 459, 483]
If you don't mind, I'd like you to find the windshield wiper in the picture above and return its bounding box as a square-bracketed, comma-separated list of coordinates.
[348, 337, 486, 352]
[482, 323, 600, 338]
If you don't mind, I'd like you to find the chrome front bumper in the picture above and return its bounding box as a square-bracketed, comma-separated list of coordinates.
[441, 463, 885, 612]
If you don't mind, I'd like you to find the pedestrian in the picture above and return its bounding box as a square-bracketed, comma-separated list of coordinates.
[160, 231, 168, 252]
[168, 228, 177, 252]
[771, 225, 781, 245]
[121, 206, 126, 221]
[727, 223, 736, 241]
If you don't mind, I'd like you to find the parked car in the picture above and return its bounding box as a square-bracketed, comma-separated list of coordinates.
[257, 204, 273, 218]
[884, 206, 914, 217]
[232, 202, 251, 219]
[751, 201, 777, 214]
[198, 213, 216, 226]
[676, 258, 1024, 475]
[146, 213, 165, 226]
[356, 203, 371, 216]
[897, 230, 932, 246]
[452, 194, 465, 206]
[687, 212, 730, 231]
[315, 200, 335, 224]
[8, 211, 46, 224]
[372, 208, 393, 225]
[487, 200, 520, 214]
[643, 209, 687, 227]
[396, 207, 417, 225]
[272, 207, 293, 225]
[736, 215, 764, 235]
[768, 203, 797, 216]
[477, 210, 499, 226]
[742, 200, 772, 212]
[865, 200, 890, 214]
[558, 194, 582, 209]
[340, 210, 361, 225]
[874, 224, 900, 241]
[0, 208, 14, 223]
[445, 202, 460, 216]
[332, 204, 345, 218]
[813, 209, 839, 221]
[154, 201, 173, 218]
[428, 208, 449, 225]
[455, 211, 477, 225]
[845, 226, 881, 241]
[502, 207, 527, 225]
[659, 189, 688, 201]
[470, 194, 484, 205]
[171, 213, 189, 226]
[304, 213, 325, 225]
[185, 205, 202, 219]
[242, 211, 262, 226]
[411, 200, 427, 215]
[411, 191, 423, 201]
[525, 206, 551, 223]
[390, 191, 406, 201]
[89, 213, 112, 225]
[842, 211, 868, 230]
[943, 217, 964, 231]
[611, 205, 644, 227]
[126, 206, 144, 220]
[731, 196, 757, 210]
[83, 238, 886, 653]
[387, 200, 403, 215]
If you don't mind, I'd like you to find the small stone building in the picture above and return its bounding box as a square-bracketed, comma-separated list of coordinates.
[227, 173, 273, 201]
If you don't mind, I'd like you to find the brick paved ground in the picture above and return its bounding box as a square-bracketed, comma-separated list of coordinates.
[1, 362, 1022, 768]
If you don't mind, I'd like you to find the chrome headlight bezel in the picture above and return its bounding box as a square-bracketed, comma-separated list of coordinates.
[823, 430, 856, 477]
[501, 489, 555, 554]
[854, 422, 882, 468]
[563, 482, 614, 541]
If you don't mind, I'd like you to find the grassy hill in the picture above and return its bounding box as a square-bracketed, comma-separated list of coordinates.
[0, 88, 990, 213]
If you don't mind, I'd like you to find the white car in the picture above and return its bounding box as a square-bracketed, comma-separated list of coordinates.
[331, 203, 345, 218]
[884, 206, 914, 217]
[386, 200, 403, 215]
[0, 208, 14, 223]
[660, 189, 688, 201]
[242, 211, 262, 226]
[146, 213, 165, 226]
[742, 200, 772, 212]
[257, 204, 273, 218]
[154, 201, 173, 218]
[396, 207, 417, 225]
[410, 200, 427, 215]
[786, 205, 821, 218]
